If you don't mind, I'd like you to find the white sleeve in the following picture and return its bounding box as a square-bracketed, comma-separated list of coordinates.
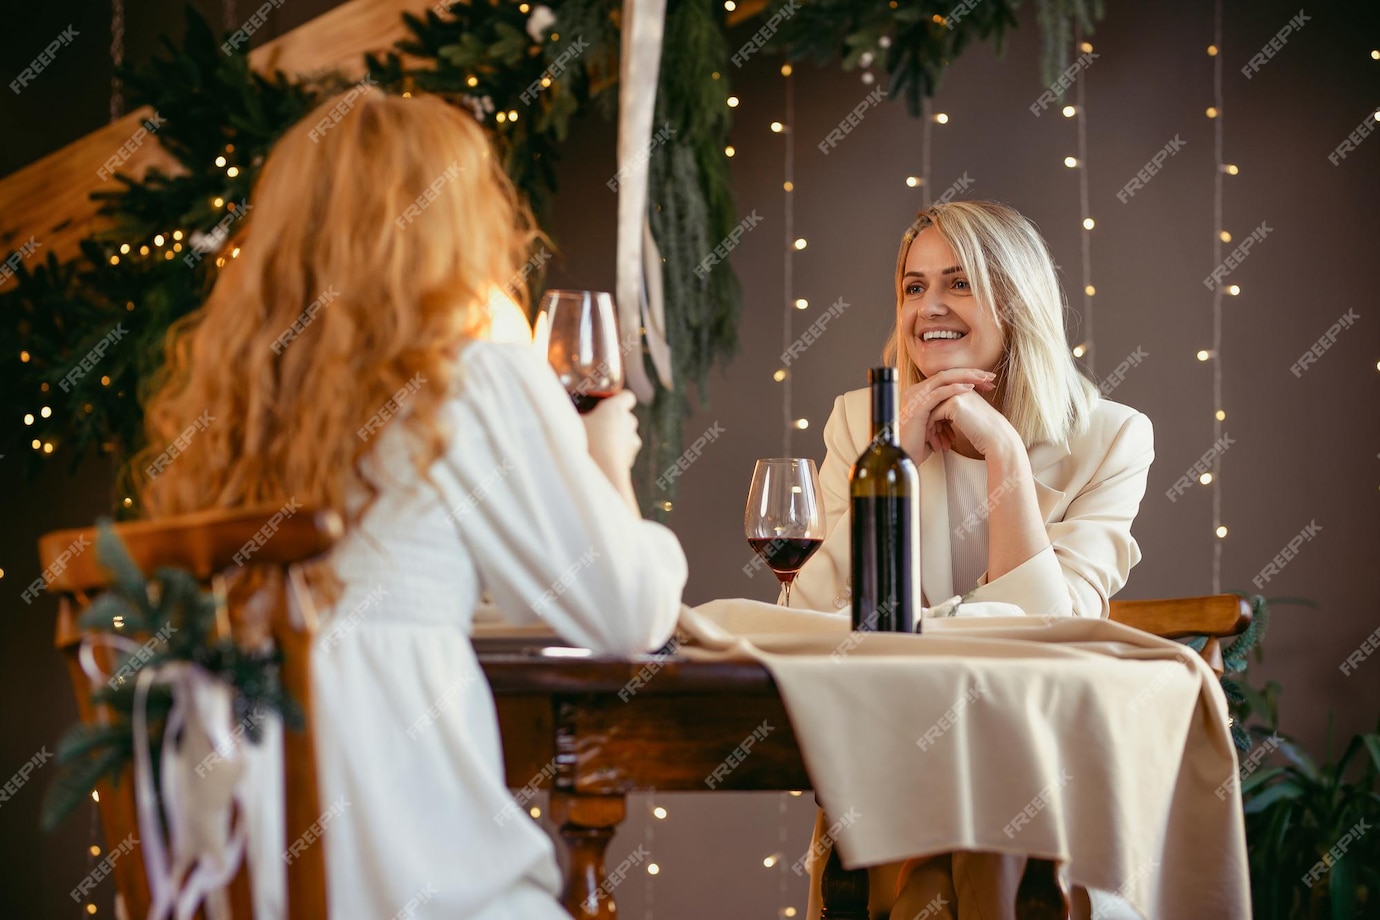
[436, 342, 687, 655]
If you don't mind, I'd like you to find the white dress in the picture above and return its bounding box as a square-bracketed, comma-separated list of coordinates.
[308, 340, 688, 920]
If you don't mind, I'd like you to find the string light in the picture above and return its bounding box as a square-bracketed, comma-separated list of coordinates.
[1226, 284, 1241, 296]
[19, 350, 30, 362]
[782, 181, 793, 191]
[1215, 409, 1227, 420]
[215, 156, 226, 167]
[1084, 284, 1096, 296]
[1064, 156, 1078, 168]
[773, 369, 787, 382]
[646, 863, 660, 875]
[794, 298, 808, 309]
[1200, 473, 1213, 485]
[933, 112, 949, 124]
[1223, 163, 1239, 175]
[727, 95, 740, 108]
[793, 418, 809, 429]
[770, 121, 784, 133]
[1062, 105, 1076, 117]
[792, 238, 806, 250]
[40, 406, 51, 418]
[1219, 230, 1232, 243]
[1208, 0, 1226, 590]
[24, 413, 34, 425]
[725, 145, 736, 157]
[1207, 45, 1219, 56]
[780, 63, 792, 76]
[1196, 350, 1212, 361]
[1072, 343, 1088, 358]
[905, 176, 920, 187]
[119, 243, 130, 254]
[763, 853, 781, 868]
[154, 234, 165, 246]
[1206, 106, 1218, 119]
[139, 245, 150, 255]
[653, 806, 667, 819]
[1215, 525, 1228, 539]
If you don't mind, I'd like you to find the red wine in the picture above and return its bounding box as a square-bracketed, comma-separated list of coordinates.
[850, 367, 919, 633]
[748, 537, 823, 584]
[571, 390, 617, 414]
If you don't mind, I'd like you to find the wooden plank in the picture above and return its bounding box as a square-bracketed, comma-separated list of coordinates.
[0, 0, 437, 282]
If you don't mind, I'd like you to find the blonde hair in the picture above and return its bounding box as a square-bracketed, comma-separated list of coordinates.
[136, 88, 537, 525]
[883, 200, 1096, 447]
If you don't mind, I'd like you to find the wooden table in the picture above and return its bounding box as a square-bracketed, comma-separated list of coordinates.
[477, 642, 880, 919]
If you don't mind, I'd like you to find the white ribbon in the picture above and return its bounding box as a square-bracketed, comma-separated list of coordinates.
[616, 0, 674, 401]
[79, 634, 284, 920]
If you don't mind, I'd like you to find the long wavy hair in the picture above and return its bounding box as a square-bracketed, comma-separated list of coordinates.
[883, 200, 1097, 447]
[135, 88, 537, 525]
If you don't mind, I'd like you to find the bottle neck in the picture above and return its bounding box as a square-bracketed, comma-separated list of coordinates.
[871, 378, 898, 444]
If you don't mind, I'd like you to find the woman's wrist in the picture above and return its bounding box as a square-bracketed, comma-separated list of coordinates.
[984, 432, 1029, 476]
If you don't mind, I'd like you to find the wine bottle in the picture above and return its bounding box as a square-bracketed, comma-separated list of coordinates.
[850, 367, 920, 633]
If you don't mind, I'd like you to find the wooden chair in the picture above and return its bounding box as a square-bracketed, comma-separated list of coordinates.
[39, 504, 343, 919]
[818, 593, 1254, 920]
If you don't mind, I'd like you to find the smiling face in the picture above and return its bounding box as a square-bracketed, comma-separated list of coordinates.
[898, 229, 1005, 379]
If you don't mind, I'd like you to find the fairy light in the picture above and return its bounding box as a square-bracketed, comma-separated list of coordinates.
[1216, 525, 1228, 539]
[933, 112, 949, 124]
[213, 197, 224, 208]
[1206, 106, 1219, 118]
[773, 369, 787, 382]
[1197, 349, 1212, 361]
[1064, 156, 1078, 168]
[905, 175, 920, 187]
[1200, 473, 1213, 485]
[794, 298, 808, 309]
[23, 413, 33, 425]
[1071, 21, 1096, 375]
[139, 245, 150, 255]
[1227, 284, 1240, 296]
[1072, 343, 1088, 358]
[1062, 105, 1076, 117]
[40, 406, 51, 418]
[653, 806, 667, 819]
[725, 145, 736, 157]
[780, 63, 797, 456]
[793, 418, 809, 429]
[1223, 163, 1239, 175]
[1082, 217, 1095, 230]
[792, 238, 806, 250]
[1208, 0, 1227, 589]
[647, 863, 660, 875]
[19, 350, 30, 362]
[214, 156, 226, 167]
[1219, 230, 1232, 243]
[154, 234, 165, 246]
[770, 121, 784, 133]
[119, 243, 130, 254]
[727, 95, 740, 108]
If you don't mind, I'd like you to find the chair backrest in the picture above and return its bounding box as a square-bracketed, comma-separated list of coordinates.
[39, 504, 343, 919]
[1108, 593, 1253, 675]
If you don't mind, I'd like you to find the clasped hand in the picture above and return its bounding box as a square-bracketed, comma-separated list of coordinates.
[898, 368, 1018, 463]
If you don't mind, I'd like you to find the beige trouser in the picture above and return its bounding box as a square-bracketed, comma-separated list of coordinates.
[805, 810, 1105, 920]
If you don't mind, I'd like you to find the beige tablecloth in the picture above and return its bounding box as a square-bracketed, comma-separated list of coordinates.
[678, 599, 1250, 920]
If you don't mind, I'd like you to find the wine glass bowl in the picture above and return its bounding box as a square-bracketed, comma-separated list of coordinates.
[539, 289, 624, 413]
[745, 459, 827, 607]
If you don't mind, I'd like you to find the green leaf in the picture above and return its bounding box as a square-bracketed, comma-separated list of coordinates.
[1244, 781, 1305, 814]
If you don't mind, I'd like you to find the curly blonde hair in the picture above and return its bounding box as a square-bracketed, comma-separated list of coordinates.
[136, 88, 537, 525]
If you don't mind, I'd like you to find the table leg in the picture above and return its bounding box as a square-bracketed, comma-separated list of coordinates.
[550, 791, 627, 920]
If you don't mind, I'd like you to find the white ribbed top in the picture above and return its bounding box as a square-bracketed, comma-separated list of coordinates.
[946, 452, 990, 595]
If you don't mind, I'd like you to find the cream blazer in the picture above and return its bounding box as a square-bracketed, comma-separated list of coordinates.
[788, 387, 1155, 620]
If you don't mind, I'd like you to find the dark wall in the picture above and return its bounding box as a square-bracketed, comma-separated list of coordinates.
[3, 1, 1378, 917]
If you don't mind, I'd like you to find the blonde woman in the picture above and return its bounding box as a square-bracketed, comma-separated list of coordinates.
[792, 201, 1154, 919]
[138, 89, 686, 919]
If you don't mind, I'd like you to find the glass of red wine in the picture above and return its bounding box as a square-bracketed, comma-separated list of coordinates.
[540, 289, 624, 413]
[745, 459, 826, 607]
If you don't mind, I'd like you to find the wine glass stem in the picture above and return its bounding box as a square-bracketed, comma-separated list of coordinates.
[783, 581, 792, 608]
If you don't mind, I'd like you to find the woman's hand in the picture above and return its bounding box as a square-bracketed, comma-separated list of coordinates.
[898, 369, 997, 463]
[925, 388, 1022, 462]
[580, 390, 643, 513]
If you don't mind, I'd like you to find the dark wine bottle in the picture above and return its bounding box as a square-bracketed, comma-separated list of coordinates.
[850, 367, 920, 633]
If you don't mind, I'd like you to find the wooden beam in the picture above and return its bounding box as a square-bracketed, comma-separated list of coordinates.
[0, 0, 436, 284]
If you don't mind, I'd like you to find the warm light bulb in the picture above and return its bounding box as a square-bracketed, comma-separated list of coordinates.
[154, 234, 165, 246]
[122, 497, 133, 508]
[725, 145, 736, 157]
[780, 63, 792, 76]
[773, 369, 787, 382]
[794, 418, 809, 429]
[793, 238, 807, 250]
[1224, 164, 1239, 175]
[660, 501, 673, 512]
[466, 76, 479, 87]
[231, 247, 241, 258]
[31, 439, 40, 450]
[783, 909, 798, 918]
[724, 0, 736, 9]
[1227, 284, 1241, 296]
[101, 375, 111, 386]
[529, 806, 541, 818]
[653, 806, 668, 819]
[215, 156, 227, 167]
[496, 111, 507, 123]
[783, 181, 794, 191]
[647, 863, 660, 875]
[905, 176, 920, 187]
[1080, 41, 1093, 53]
[1082, 218, 1095, 230]
[164, 250, 175, 261]
[1215, 409, 1226, 420]
[1219, 230, 1232, 243]
[933, 112, 949, 124]
[226, 166, 240, 178]
[1196, 350, 1211, 361]
[89, 845, 101, 857]
[119, 243, 130, 254]
[770, 121, 784, 133]
[42, 442, 53, 454]
[1215, 525, 1228, 538]
[20, 350, 31, 362]
[213, 197, 225, 208]
[139, 245, 150, 256]
[1062, 105, 1076, 117]
[86, 905, 96, 915]
[1206, 106, 1218, 119]
[40, 406, 51, 418]
[794, 298, 808, 309]
[763, 855, 779, 868]
[727, 96, 740, 108]
[1199, 473, 1214, 486]
[1207, 45, 1218, 56]
[1372, 50, 1379, 60]
[1072, 344, 1087, 358]
[1064, 156, 1078, 168]
[23, 414, 33, 425]
[1084, 284, 1096, 296]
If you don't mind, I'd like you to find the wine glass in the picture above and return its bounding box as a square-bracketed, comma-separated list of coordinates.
[539, 289, 624, 413]
[745, 459, 826, 607]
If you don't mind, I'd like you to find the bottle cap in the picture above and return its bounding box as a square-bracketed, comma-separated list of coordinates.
[868, 367, 897, 384]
